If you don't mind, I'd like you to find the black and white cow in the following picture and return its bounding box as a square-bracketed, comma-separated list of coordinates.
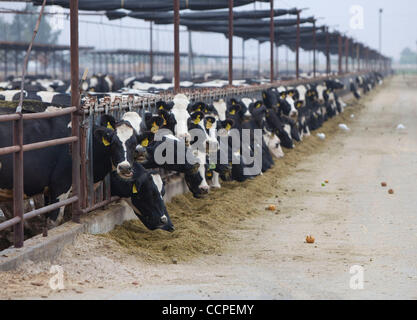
[0, 112, 139, 228]
[110, 162, 174, 232]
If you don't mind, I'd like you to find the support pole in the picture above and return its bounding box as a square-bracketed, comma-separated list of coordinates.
[4, 49, 7, 79]
[345, 37, 349, 74]
[70, 0, 81, 223]
[173, 0, 180, 93]
[242, 39, 245, 79]
[150, 21, 154, 80]
[269, 0, 274, 82]
[228, 0, 234, 86]
[326, 28, 330, 76]
[338, 35, 343, 75]
[296, 10, 300, 79]
[257, 41, 261, 78]
[313, 20, 317, 78]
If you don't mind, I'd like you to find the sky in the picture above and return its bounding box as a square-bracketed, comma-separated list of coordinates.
[1, 0, 417, 66]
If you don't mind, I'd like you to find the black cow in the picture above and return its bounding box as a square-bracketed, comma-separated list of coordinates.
[110, 162, 174, 232]
[135, 132, 207, 199]
[0, 113, 138, 227]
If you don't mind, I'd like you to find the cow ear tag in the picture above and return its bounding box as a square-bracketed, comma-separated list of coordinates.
[132, 184, 138, 194]
[225, 123, 232, 131]
[102, 137, 111, 147]
[229, 109, 236, 115]
[106, 122, 114, 130]
[232, 100, 236, 105]
[193, 115, 201, 124]
[262, 93, 266, 99]
[151, 122, 159, 133]
[159, 105, 164, 110]
[141, 138, 149, 147]
[256, 103, 261, 109]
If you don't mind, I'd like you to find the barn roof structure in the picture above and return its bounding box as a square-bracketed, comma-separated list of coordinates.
[29, 0, 390, 90]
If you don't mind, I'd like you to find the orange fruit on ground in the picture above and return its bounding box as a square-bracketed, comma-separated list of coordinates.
[306, 235, 315, 244]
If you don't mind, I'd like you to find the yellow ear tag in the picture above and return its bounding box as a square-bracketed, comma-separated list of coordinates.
[90, 88, 95, 92]
[193, 116, 201, 125]
[232, 101, 236, 105]
[225, 123, 232, 131]
[289, 92, 294, 97]
[256, 103, 261, 109]
[159, 105, 164, 110]
[206, 120, 213, 129]
[151, 122, 159, 133]
[102, 137, 110, 147]
[141, 138, 149, 147]
[230, 110, 236, 115]
[106, 122, 114, 130]
[161, 115, 167, 126]
[132, 184, 138, 194]
[207, 172, 213, 177]
[277, 103, 280, 107]
[262, 93, 266, 99]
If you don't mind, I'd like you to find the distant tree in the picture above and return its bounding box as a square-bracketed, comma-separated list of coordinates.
[400, 47, 417, 65]
[8, 3, 61, 44]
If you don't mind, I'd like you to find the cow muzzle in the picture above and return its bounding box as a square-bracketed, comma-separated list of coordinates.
[117, 162, 133, 178]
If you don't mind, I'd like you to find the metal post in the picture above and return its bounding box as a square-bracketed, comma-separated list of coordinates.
[150, 21, 154, 80]
[4, 49, 7, 79]
[242, 39, 245, 79]
[357, 44, 360, 71]
[313, 21, 316, 78]
[258, 41, 261, 79]
[70, 0, 81, 223]
[228, 0, 234, 86]
[296, 11, 300, 79]
[12, 113, 24, 248]
[345, 37, 349, 74]
[338, 35, 342, 75]
[269, 0, 274, 82]
[53, 50, 56, 78]
[15, 50, 18, 76]
[326, 28, 330, 76]
[174, 0, 180, 93]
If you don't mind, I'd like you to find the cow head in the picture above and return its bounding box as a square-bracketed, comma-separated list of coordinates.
[97, 114, 138, 179]
[110, 164, 174, 232]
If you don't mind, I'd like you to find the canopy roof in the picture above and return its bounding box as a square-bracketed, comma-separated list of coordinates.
[105, 8, 300, 20]
[33, 0, 270, 12]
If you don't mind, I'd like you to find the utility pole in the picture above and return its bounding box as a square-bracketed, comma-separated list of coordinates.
[379, 8, 383, 71]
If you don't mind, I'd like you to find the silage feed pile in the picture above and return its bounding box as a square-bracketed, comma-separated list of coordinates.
[101, 94, 373, 264]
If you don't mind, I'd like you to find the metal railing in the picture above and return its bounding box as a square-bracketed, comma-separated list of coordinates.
[0, 106, 80, 248]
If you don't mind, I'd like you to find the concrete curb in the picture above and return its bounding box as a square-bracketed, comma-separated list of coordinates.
[0, 176, 188, 271]
[0, 202, 136, 271]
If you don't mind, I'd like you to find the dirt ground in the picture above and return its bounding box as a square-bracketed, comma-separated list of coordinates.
[1, 76, 416, 300]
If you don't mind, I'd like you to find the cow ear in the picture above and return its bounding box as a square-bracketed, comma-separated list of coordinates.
[100, 115, 116, 130]
[94, 127, 114, 147]
[190, 111, 204, 125]
[137, 131, 154, 147]
[156, 101, 166, 110]
[150, 116, 164, 133]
